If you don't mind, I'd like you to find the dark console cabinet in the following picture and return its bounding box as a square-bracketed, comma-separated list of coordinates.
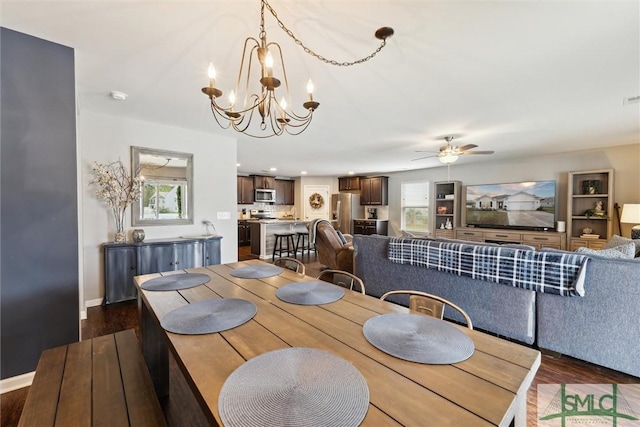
[103, 236, 222, 304]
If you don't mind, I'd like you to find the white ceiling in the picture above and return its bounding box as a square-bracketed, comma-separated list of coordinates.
[2, 1, 639, 177]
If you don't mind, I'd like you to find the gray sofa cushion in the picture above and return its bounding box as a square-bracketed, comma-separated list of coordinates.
[577, 242, 636, 259]
[604, 234, 640, 257]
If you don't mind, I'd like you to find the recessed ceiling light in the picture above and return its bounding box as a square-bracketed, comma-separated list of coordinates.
[270, 167, 277, 171]
[110, 91, 128, 101]
[236, 163, 241, 167]
[348, 171, 355, 175]
[301, 171, 307, 175]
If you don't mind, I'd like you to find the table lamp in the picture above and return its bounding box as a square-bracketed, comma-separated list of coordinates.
[620, 204, 640, 239]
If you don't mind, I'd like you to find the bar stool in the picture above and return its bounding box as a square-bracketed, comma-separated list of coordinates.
[295, 231, 312, 258]
[272, 232, 296, 261]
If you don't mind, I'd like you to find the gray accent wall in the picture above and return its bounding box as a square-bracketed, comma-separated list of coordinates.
[1, 28, 79, 379]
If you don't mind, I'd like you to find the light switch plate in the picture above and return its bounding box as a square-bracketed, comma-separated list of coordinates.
[217, 212, 231, 220]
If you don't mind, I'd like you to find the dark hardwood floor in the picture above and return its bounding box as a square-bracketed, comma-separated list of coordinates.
[2, 246, 637, 427]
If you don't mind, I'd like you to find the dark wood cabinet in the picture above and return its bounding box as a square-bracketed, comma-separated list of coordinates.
[275, 179, 295, 205]
[237, 176, 255, 204]
[360, 176, 388, 205]
[253, 175, 276, 189]
[338, 176, 361, 192]
[238, 220, 251, 246]
[353, 220, 388, 236]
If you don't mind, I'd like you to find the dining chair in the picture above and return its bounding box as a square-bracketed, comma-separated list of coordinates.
[273, 257, 306, 275]
[316, 269, 365, 294]
[380, 290, 473, 329]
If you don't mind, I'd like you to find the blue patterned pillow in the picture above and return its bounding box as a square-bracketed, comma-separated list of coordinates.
[577, 242, 636, 259]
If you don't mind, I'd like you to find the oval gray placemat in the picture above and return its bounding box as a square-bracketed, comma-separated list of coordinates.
[363, 313, 475, 364]
[219, 347, 369, 427]
[230, 265, 284, 279]
[160, 298, 257, 335]
[276, 281, 345, 305]
[140, 273, 211, 291]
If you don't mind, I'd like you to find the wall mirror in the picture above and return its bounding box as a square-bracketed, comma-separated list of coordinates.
[131, 146, 194, 226]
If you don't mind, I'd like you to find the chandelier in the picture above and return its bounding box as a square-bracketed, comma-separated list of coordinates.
[202, 0, 394, 138]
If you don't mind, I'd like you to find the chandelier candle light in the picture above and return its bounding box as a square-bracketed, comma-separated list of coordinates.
[202, 0, 393, 138]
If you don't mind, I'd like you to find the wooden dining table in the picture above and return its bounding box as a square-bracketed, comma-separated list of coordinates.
[134, 259, 540, 427]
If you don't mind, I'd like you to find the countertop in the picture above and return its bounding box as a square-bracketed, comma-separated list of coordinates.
[245, 219, 310, 224]
[354, 218, 388, 221]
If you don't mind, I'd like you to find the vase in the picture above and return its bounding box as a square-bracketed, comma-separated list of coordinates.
[132, 229, 145, 243]
[114, 231, 126, 244]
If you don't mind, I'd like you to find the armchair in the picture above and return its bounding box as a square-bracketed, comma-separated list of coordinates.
[314, 220, 355, 273]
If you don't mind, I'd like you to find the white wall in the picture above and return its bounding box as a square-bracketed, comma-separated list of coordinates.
[385, 144, 640, 237]
[79, 111, 237, 303]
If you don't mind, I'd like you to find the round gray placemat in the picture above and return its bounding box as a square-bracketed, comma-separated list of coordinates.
[276, 281, 345, 305]
[219, 347, 369, 427]
[140, 273, 211, 291]
[363, 313, 475, 364]
[230, 265, 284, 279]
[160, 298, 257, 335]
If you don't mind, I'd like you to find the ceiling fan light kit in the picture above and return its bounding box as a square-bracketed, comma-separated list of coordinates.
[202, 0, 393, 138]
[413, 135, 495, 164]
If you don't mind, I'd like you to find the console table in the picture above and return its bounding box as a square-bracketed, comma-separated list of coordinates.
[102, 235, 222, 304]
[454, 227, 566, 250]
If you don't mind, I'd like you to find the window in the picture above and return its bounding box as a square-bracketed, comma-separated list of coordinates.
[401, 181, 429, 233]
[140, 179, 188, 220]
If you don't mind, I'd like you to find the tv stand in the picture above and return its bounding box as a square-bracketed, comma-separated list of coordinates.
[454, 227, 566, 250]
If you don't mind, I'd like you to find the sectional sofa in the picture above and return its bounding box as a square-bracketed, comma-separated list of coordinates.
[353, 234, 640, 378]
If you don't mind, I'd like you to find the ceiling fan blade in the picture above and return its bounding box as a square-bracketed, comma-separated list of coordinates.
[458, 144, 478, 152]
[414, 150, 438, 153]
[411, 154, 439, 161]
[462, 150, 495, 155]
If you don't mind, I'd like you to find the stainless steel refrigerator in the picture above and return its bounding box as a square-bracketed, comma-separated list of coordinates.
[331, 193, 362, 234]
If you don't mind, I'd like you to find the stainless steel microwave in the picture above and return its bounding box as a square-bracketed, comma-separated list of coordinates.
[255, 188, 276, 203]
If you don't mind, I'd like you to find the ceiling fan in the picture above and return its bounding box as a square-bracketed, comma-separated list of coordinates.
[413, 136, 494, 164]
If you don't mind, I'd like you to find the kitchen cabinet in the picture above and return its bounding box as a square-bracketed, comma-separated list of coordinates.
[103, 236, 222, 304]
[353, 220, 388, 236]
[567, 169, 614, 251]
[238, 220, 251, 246]
[275, 179, 295, 205]
[237, 176, 255, 204]
[360, 176, 388, 205]
[253, 175, 276, 189]
[338, 176, 361, 192]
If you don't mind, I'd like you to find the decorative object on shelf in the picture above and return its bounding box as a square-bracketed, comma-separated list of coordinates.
[90, 160, 142, 243]
[437, 206, 448, 214]
[620, 204, 640, 239]
[201, 0, 393, 138]
[582, 227, 593, 235]
[584, 208, 609, 220]
[581, 180, 601, 195]
[445, 218, 453, 230]
[309, 192, 324, 210]
[132, 229, 145, 243]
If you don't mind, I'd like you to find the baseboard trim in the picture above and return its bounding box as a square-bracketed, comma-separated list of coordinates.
[81, 298, 104, 320]
[0, 371, 35, 394]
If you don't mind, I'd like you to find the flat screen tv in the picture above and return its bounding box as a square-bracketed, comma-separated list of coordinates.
[465, 180, 556, 231]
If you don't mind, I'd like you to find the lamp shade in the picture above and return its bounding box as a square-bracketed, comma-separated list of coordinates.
[620, 204, 640, 224]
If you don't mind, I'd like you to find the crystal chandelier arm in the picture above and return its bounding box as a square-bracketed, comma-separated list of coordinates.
[262, 0, 393, 67]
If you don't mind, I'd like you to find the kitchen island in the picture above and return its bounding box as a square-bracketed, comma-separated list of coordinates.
[249, 219, 311, 259]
